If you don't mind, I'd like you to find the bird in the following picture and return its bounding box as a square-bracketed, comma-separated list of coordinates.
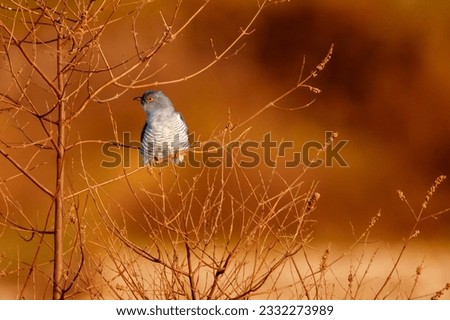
[134, 90, 189, 166]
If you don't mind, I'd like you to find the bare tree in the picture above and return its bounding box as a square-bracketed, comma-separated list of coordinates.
[1, 0, 327, 299]
[3, 0, 445, 301]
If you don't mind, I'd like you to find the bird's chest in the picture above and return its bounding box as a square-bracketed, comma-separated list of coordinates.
[143, 114, 177, 144]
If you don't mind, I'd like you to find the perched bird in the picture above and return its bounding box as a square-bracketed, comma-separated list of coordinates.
[134, 90, 189, 165]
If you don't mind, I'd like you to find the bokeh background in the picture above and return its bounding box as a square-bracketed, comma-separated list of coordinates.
[0, 0, 449, 298]
[107, 0, 450, 240]
[107, 0, 450, 294]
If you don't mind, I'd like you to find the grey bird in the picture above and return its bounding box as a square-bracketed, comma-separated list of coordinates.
[134, 90, 189, 166]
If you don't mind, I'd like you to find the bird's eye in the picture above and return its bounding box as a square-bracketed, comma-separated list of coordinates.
[145, 96, 154, 103]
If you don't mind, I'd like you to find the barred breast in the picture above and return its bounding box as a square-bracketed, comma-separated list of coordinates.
[140, 112, 189, 165]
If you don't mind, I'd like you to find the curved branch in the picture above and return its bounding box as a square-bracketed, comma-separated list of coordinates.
[0, 148, 53, 198]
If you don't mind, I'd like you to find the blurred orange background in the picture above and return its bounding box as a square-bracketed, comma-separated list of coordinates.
[103, 0, 449, 241]
[0, 0, 449, 298]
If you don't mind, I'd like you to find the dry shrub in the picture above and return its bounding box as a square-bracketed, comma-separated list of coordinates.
[0, 0, 448, 300]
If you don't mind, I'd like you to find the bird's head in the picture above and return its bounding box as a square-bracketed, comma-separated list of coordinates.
[133, 90, 174, 113]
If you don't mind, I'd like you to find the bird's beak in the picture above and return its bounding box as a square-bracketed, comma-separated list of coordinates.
[133, 96, 141, 101]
